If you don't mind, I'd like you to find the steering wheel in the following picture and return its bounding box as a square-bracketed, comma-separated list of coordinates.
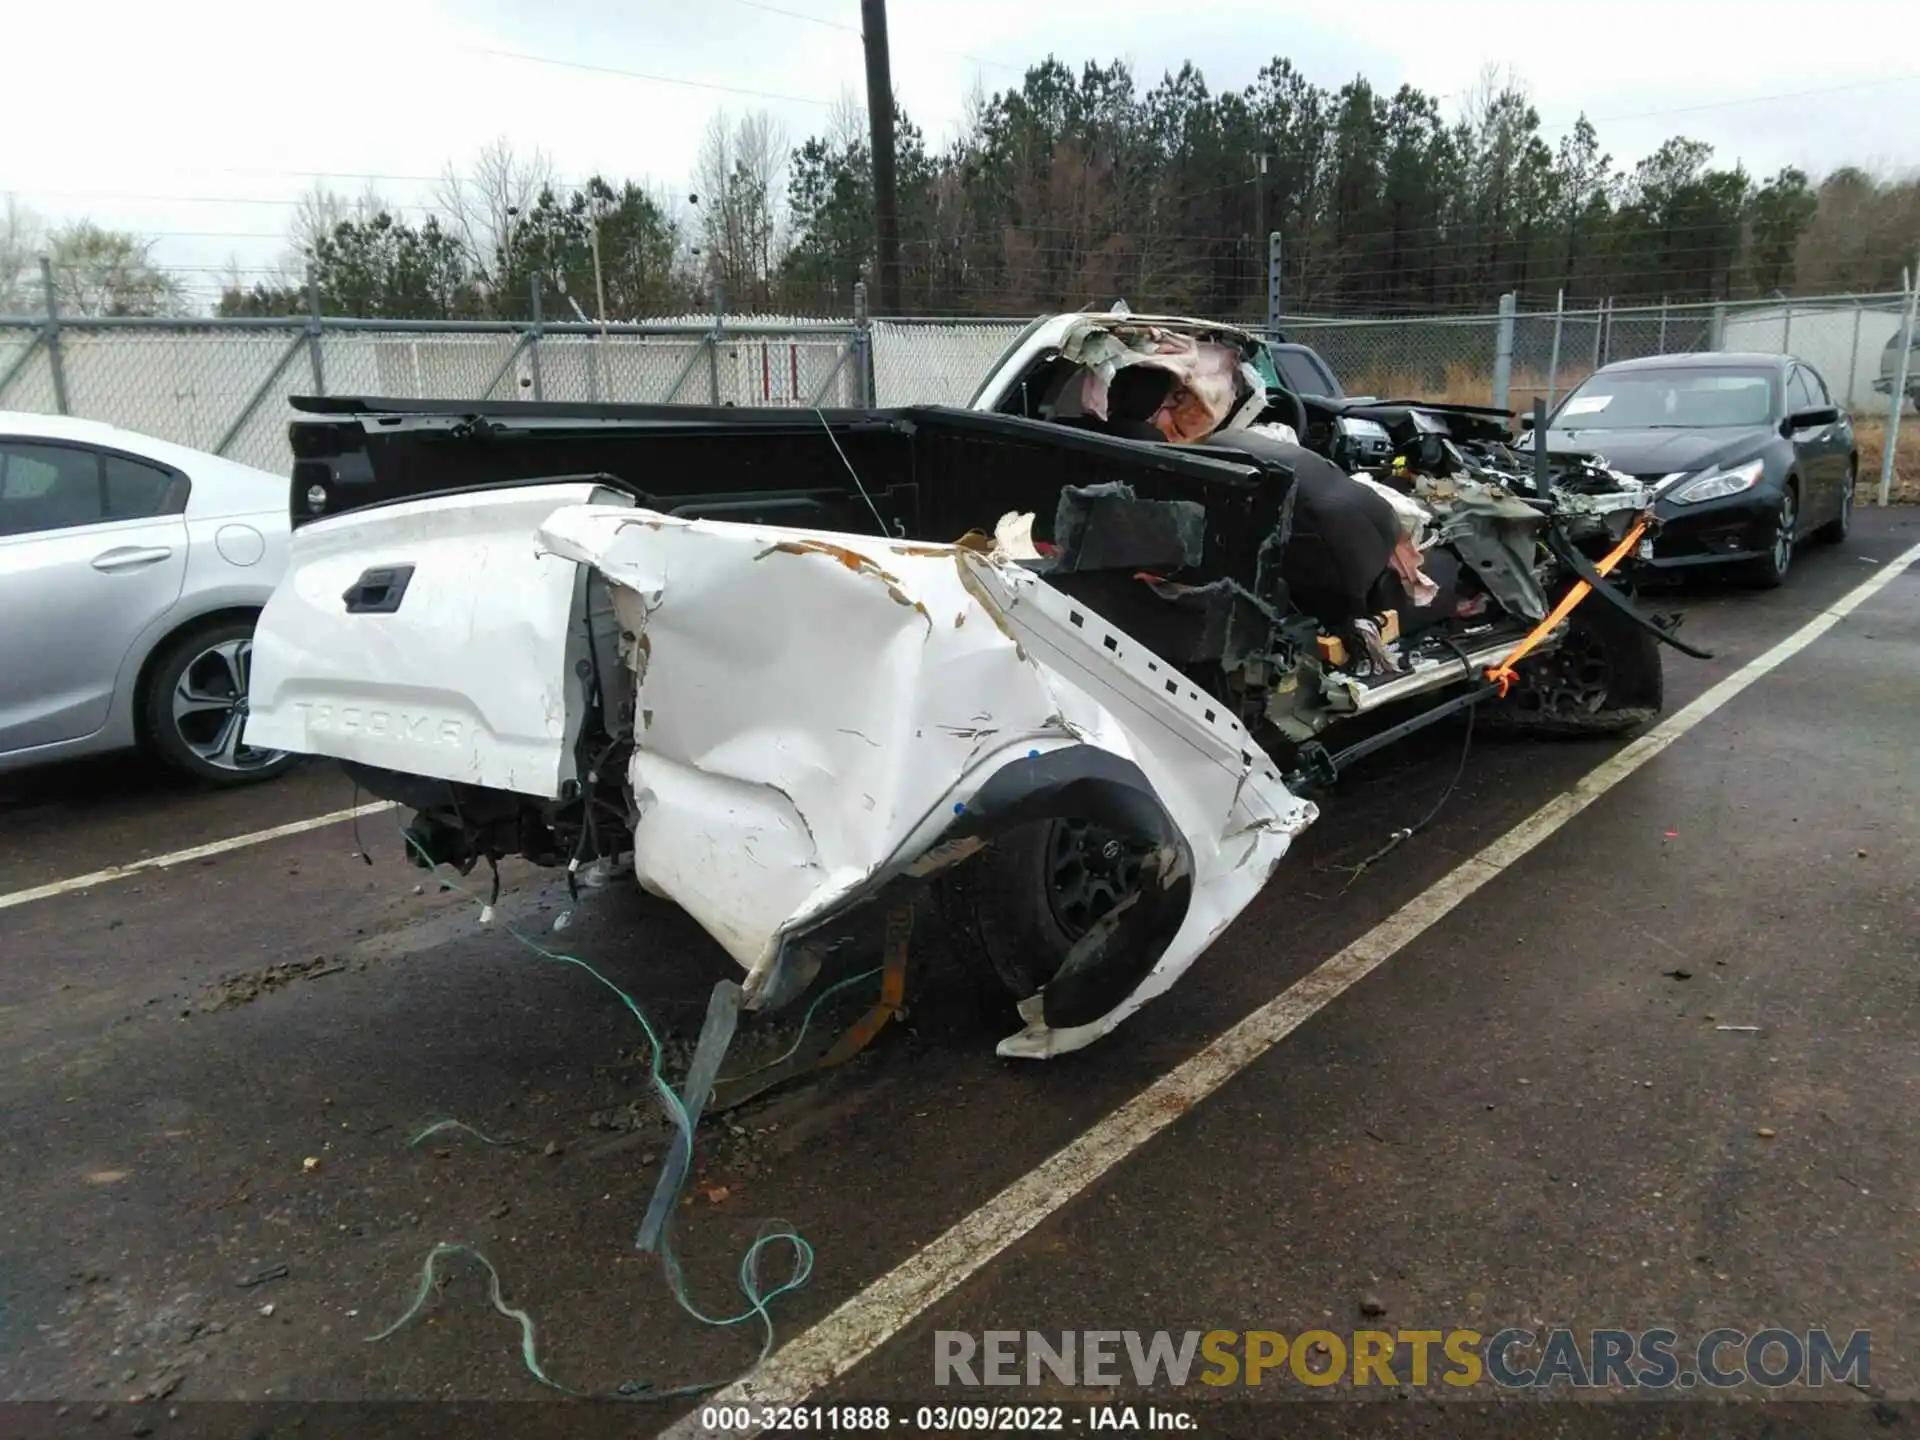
[1266, 386, 1309, 437]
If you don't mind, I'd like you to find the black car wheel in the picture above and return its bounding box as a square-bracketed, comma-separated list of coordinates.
[935, 817, 1154, 1009]
[1488, 591, 1664, 737]
[1742, 484, 1797, 589]
[1815, 465, 1854, 544]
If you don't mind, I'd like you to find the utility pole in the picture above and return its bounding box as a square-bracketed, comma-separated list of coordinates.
[861, 0, 902, 314]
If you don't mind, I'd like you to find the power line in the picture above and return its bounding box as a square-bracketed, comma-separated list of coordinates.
[452, 42, 836, 106]
[721, 0, 857, 32]
[715, 0, 1022, 74]
[1540, 72, 1920, 132]
[22, 190, 444, 212]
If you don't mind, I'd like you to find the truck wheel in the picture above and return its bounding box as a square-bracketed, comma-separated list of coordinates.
[934, 818, 1149, 1008]
[1487, 596, 1663, 737]
[142, 617, 298, 785]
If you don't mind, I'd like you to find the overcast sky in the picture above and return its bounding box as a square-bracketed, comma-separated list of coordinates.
[7, 0, 1915, 301]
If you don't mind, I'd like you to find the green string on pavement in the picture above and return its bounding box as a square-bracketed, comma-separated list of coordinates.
[362, 829, 838, 1399]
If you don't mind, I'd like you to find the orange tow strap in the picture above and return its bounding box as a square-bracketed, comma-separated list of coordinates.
[1486, 516, 1650, 697]
[816, 906, 912, 1068]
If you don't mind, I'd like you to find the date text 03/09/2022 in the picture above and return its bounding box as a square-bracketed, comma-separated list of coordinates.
[700, 1404, 1196, 1433]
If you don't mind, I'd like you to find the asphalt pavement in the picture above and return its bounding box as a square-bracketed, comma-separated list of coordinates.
[1, 509, 1914, 1439]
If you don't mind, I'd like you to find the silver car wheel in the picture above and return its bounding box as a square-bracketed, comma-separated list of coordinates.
[1771, 489, 1796, 574]
[169, 637, 283, 772]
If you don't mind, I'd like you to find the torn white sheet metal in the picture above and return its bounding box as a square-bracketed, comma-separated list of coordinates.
[536, 506, 1317, 1059]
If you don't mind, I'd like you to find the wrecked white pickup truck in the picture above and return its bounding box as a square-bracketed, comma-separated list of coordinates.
[244, 313, 1705, 1059]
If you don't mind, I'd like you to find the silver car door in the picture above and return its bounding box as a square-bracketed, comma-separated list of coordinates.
[0, 440, 189, 754]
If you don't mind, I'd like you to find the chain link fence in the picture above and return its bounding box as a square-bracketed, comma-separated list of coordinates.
[1277, 313, 1505, 402]
[3, 286, 1913, 498]
[1287, 292, 1915, 414]
[0, 313, 867, 475]
[870, 318, 1032, 408]
[1280, 291, 1917, 503]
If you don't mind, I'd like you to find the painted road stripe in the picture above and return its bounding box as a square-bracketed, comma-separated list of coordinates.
[662, 538, 1920, 1439]
[0, 801, 398, 913]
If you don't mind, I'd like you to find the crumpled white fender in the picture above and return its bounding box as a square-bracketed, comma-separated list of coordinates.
[535, 506, 1317, 1059]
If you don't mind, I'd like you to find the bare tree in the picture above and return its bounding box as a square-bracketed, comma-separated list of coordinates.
[953, 74, 990, 153]
[2, 195, 43, 312]
[289, 183, 381, 252]
[694, 110, 790, 308]
[435, 137, 557, 289]
[826, 89, 866, 152]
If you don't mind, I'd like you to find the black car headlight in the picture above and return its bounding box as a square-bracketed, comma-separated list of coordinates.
[1669, 458, 1765, 505]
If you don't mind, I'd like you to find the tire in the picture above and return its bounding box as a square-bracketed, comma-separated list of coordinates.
[1486, 593, 1664, 737]
[934, 818, 1147, 1011]
[1815, 465, 1854, 544]
[1741, 483, 1798, 589]
[142, 617, 298, 786]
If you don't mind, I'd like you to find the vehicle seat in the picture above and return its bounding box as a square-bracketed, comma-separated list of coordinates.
[1192, 430, 1399, 630]
[1102, 364, 1175, 442]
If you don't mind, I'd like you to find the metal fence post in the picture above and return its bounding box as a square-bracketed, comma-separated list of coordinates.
[1880, 262, 1918, 507]
[1546, 289, 1565, 409]
[480, 332, 533, 401]
[1491, 291, 1515, 412]
[1781, 299, 1794, 355]
[853, 280, 871, 408]
[1657, 297, 1668, 355]
[1846, 298, 1863, 409]
[305, 267, 326, 396]
[1590, 298, 1606, 371]
[1266, 232, 1284, 338]
[1709, 302, 1727, 350]
[528, 274, 544, 402]
[41, 257, 70, 415]
[708, 282, 725, 405]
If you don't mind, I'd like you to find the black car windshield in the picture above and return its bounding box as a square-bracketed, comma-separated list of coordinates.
[1554, 368, 1775, 430]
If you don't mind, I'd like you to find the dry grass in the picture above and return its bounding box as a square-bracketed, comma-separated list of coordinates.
[1348, 363, 1597, 413]
[1344, 365, 1919, 504]
[1851, 416, 1920, 504]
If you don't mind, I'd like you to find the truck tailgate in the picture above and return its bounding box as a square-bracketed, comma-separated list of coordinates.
[244, 482, 630, 797]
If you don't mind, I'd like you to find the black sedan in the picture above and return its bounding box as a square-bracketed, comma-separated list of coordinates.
[1539, 352, 1856, 586]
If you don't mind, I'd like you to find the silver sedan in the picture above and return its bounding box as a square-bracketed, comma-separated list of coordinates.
[0, 412, 295, 785]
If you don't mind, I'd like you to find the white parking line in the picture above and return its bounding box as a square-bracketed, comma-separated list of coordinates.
[0, 801, 398, 913]
[662, 538, 1920, 1439]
